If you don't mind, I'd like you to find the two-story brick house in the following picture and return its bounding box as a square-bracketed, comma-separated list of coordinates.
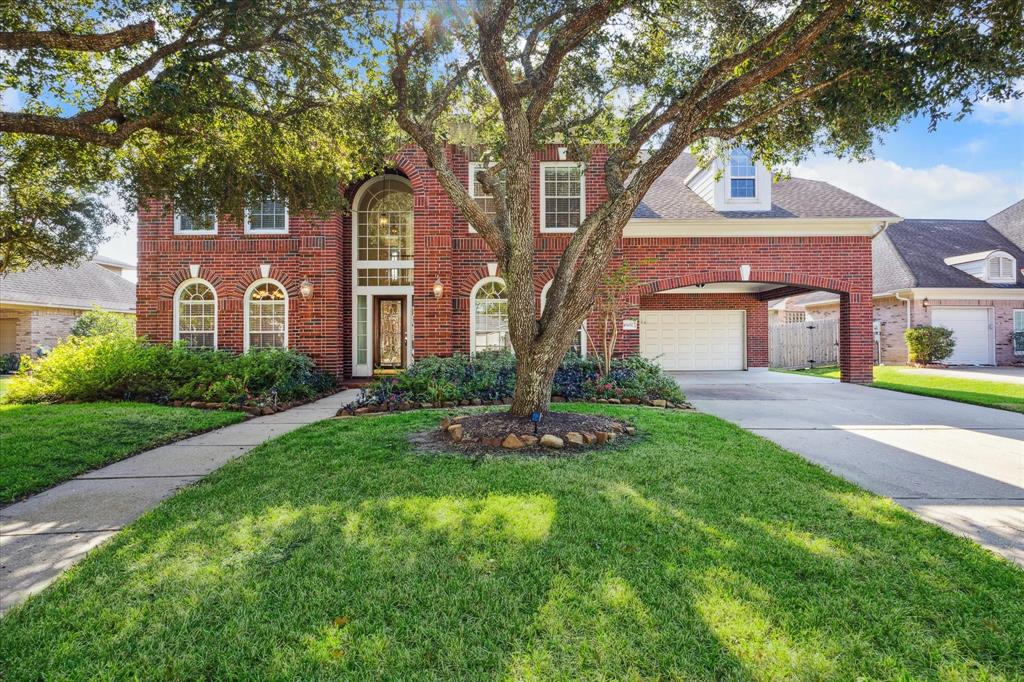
[136, 145, 897, 383]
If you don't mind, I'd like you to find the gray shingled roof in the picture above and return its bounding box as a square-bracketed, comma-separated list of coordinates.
[1, 261, 136, 312]
[986, 199, 1024, 249]
[875, 219, 1024, 291]
[633, 153, 899, 220]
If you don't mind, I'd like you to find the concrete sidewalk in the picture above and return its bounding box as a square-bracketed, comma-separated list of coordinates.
[673, 370, 1024, 567]
[0, 389, 359, 614]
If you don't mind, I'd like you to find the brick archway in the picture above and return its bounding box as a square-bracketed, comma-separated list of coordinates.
[638, 270, 851, 296]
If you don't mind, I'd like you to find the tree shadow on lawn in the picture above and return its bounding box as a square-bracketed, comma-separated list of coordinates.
[1, 408, 1022, 679]
[870, 380, 1024, 413]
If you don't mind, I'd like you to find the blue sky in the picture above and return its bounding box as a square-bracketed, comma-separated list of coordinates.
[93, 94, 1023, 268]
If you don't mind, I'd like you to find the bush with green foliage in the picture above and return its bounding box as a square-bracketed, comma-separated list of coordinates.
[1, 335, 334, 406]
[358, 351, 684, 407]
[70, 308, 136, 338]
[1, 353, 19, 374]
[904, 326, 956, 364]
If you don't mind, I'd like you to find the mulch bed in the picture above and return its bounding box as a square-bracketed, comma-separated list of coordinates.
[454, 411, 622, 440]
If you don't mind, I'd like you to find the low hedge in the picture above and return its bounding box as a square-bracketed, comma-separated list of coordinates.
[357, 351, 685, 407]
[1, 334, 334, 407]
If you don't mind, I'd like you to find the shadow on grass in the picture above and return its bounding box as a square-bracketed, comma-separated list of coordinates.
[1, 408, 1022, 679]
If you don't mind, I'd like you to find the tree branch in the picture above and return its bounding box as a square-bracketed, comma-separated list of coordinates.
[0, 21, 155, 52]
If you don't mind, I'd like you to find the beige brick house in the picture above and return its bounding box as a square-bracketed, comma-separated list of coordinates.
[790, 200, 1024, 366]
[0, 257, 136, 360]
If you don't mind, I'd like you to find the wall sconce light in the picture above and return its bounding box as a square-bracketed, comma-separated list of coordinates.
[433, 276, 444, 300]
[739, 264, 752, 281]
[299, 277, 313, 299]
[922, 297, 929, 308]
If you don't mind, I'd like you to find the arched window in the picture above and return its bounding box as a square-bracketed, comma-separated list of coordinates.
[540, 280, 587, 356]
[471, 278, 511, 353]
[986, 253, 1016, 283]
[174, 279, 216, 349]
[355, 175, 414, 282]
[245, 279, 287, 350]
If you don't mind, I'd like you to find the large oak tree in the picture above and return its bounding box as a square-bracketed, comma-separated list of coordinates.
[385, 0, 1022, 415]
[1, 0, 393, 272]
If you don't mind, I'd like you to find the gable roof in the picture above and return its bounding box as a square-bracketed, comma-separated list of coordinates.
[874, 218, 1024, 291]
[0, 260, 136, 312]
[986, 199, 1024, 249]
[633, 153, 898, 221]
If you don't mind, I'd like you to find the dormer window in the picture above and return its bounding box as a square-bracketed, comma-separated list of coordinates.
[987, 254, 1016, 282]
[729, 147, 756, 198]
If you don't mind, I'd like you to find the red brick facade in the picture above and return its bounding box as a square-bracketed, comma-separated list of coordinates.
[137, 145, 876, 383]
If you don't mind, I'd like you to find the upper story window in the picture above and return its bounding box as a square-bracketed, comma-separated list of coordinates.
[174, 210, 217, 235]
[468, 162, 498, 220]
[245, 197, 288, 234]
[173, 279, 216, 349]
[986, 253, 1016, 283]
[729, 147, 756, 198]
[541, 162, 584, 232]
[356, 175, 413, 263]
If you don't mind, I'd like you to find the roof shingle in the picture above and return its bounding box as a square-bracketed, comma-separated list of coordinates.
[1, 261, 136, 312]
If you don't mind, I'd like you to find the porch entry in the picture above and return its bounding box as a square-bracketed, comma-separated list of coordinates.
[373, 296, 406, 371]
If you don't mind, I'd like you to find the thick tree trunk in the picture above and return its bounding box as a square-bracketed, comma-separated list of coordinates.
[509, 343, 564, 416]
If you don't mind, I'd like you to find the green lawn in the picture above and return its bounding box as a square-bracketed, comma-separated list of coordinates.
[2, 407, 1021, 679]
[776, 365, 1024, 413]
[0, 402, 245, 503]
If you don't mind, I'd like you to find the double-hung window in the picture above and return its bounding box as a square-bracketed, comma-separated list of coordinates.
[1015, 309, 1024, 355]
[541, 163, 584, 232]
[468, 162, 499, 222]
[174, 210, 217, 235]
[729, 147, 757, 198]
[245, 197, 288, 234]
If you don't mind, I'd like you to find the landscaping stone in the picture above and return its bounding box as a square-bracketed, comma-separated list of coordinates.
[608, 398, 621, 404]
[565, 432, 585, 446]
[519, 434, 538, 446]
[625, 426, 637, 436]
[260, 406, 275, 416]
[502, 434, 525, 449]
[447, 423, 464, 442]
[652, 399, 667, 408]
[581, 432, 597, 444]
[540, 434, 564, 449]
[596, 431, 616, 444]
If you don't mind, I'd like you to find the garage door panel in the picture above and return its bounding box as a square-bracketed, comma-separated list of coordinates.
[640, 309, 745, 371]
[930, 307, 992, 365]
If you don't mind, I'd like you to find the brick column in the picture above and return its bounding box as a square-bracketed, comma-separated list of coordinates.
[839, 290, 873, 383]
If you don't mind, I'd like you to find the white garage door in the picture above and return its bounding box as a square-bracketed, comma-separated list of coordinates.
[930, 307, 993, 365]
[640, 310, 745, 370]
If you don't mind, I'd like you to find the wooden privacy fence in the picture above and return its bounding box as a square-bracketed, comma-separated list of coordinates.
[769, 319, 840, 369]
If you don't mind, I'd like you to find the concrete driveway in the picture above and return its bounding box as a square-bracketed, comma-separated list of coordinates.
[672, 369, 1024, 566]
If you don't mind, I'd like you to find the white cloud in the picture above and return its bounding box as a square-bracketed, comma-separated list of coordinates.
[974, 96, 1024, 125]
[793, 157, 1024, 220]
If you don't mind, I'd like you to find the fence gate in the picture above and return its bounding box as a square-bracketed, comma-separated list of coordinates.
[769, 319, 840, 369]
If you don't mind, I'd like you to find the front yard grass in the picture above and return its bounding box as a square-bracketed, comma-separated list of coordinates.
[2, 406, 1021, 679]
[0, 402, 245, 503]
[776, 365, 1024, 413]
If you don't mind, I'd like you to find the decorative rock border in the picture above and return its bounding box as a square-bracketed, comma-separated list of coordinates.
[440, 415, 637, 451]
[167, 393, 330, 418]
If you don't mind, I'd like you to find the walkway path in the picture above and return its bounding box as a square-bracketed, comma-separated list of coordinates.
[0, 389, 360, 614]
[673, 370, 1024, 567]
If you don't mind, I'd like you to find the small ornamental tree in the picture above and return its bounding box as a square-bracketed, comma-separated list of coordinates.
[383, 0, 1023, 415]
[590, 260, 651, 375]
[905, 326, 955, 364]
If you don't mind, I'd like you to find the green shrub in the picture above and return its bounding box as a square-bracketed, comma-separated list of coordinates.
[359, 351, 684, 406]
[70, 308, 136, 338]
[0, 353, 19, 373]
[904, 326, 956, 364]
[1, 336, 334, 406]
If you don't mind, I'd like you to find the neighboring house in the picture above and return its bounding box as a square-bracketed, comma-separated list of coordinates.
[794, 203, 1024, 366]
[136, 145, 897, 383]
[0, 259, 137, 358]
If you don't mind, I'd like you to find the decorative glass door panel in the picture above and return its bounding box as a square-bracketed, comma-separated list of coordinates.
[375, 297, 405, 369]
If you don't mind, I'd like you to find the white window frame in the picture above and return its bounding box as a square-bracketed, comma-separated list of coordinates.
[728, 147, 757, 200]
[172, 278, 217, 349]
[1014, 309, 1024, 356]
[540, 161, 586, 233]
[173, 210, 218, 235]
[470, 276, 511, 355]
[540, 280, 587, 356]
[984, 252, 1016, 283]
[467, 162, 497, 233]
[243, 278, 288, 351]
[244, 197, 289, 235]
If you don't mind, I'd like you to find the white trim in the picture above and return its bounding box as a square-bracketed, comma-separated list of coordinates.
[540, 280, 587, 357]
[1014, 309, 1024, 356]
[467, 162, 495, 233]
[172, 278, 217, 349]
[469, 276, 508, 355]
[623, 217, 891, 238]
[800, 286, 1024, 309]
[0, 300, 135, 314]
[929, 305, 996, 366]
[539, 161, 586, 233]
[244, 198, 289, 235]
[944, 250, 1000, 266]
[985, 253, 1017, 284]
[243, 278, 288, 351]
[174, 210, 217, 235]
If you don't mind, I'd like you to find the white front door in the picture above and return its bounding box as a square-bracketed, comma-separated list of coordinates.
[930, 307, 993, 365]
[640, 310, 745, 370]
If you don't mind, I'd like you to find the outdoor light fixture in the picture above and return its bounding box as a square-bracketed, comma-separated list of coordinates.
[299, 277, 313, 299]
[922, 297, 929, 308]
[433, 276, 444, 300]
[739, 264, 752, 281]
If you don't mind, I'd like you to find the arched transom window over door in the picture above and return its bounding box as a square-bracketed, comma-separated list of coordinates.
[175, 280, 216, 349]
[246, 280, 287, 350]
[472, 278, 511, 353]
[355, 175, 414, 286]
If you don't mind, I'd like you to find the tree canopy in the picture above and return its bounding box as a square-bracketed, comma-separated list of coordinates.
[1, 0, 395, 271]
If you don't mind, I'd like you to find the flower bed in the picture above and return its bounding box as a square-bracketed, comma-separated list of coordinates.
[1, 334, 335, 410]
[353, 351, 686, 409]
